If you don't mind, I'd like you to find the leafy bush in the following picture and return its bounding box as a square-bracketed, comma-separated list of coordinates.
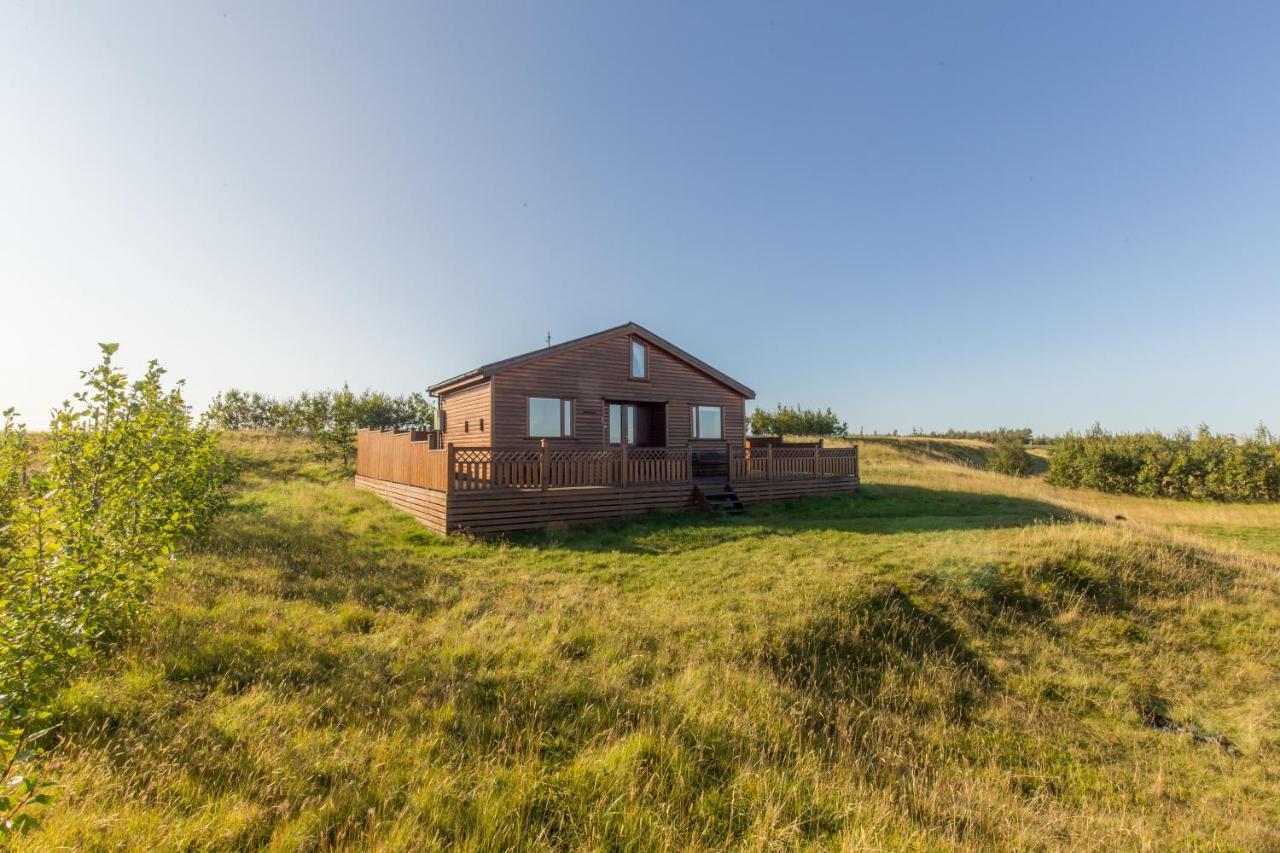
[0, 345, 231, 836]
[1047, 425, 1280, 502]
[749, 404, 847, 437]
[206, 386, 434, 467]
[987, 429, 1034, 477]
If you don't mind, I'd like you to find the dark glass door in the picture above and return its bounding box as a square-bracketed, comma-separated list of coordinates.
[607, 402, 666, 447]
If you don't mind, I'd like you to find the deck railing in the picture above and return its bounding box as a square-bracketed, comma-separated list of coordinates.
[356, 427, 449, 490]
[731, 445, 860, 479]
[356, 428, 857, 493]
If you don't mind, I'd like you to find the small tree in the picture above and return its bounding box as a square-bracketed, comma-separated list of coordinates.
[987, 429, 1034, 477]
[1, 345, 231, 837]
[749, 404, 848, 437]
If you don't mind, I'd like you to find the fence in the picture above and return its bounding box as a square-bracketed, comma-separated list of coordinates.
[355, 428, 448, 490]
[731, 445, 859, 479]
[356, 428, 856, 493]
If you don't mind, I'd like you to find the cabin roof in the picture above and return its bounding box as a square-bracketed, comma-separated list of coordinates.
[427, 321, 756, 399]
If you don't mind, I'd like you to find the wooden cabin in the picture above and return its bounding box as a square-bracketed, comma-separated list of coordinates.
[356, 322, 857, 534]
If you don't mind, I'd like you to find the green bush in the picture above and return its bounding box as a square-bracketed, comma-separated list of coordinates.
[206, 385, 434, 468]
[749, 404, 847, 437]
[0, 345, 231, 836]
[987, 430, 1034, 477]
[1047, 425, 1280, 502]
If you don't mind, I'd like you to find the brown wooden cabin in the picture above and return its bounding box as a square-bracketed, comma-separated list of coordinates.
[355, 322, 858, 534]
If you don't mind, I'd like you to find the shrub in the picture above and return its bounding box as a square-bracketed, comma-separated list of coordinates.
[1047, 425, 1280, 502]
[987, 430, 1034, 477]
[206, 385, 434, 468]
[749, 404, 847, 437]
[0, 345, 231, 836]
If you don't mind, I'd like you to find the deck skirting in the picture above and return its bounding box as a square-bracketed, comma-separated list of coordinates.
[356, 473, 858, 535]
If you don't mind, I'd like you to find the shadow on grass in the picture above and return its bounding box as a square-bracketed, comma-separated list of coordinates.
[764, 582, 994, 725]
[189, 488, 467, 615]
[503, 483, 1080, 555]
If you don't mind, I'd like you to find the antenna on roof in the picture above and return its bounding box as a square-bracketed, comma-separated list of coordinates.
[545, 331, 552, 347]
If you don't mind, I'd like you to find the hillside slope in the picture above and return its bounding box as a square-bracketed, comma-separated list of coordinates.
[22, 434, 1280, 850]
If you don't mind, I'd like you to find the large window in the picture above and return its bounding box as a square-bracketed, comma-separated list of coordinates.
[528, 397, 573, 438]
[690, 405, 722, 440]
[630, 339, 647, 380]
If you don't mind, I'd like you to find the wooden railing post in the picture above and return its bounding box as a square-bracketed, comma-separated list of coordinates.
[686, 444, 693, 482]
[814, 445, 821, 477]
[766, 444, 774, 480]
[726, 442, 734, 482]
[540, 439, 549, 491]
[620, 441, 629, 487]
[445, 443, 455, 492]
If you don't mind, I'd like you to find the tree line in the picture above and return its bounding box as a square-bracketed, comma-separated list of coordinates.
[906, 427, 1037, 444]
[748, 404, 848, 437]
[205, 386, 435, 467]
[1047, 425, 1280, 502]
[1, 346, 231, 835]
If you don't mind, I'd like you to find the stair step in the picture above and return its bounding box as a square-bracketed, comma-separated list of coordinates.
[696, 484, 745, 514]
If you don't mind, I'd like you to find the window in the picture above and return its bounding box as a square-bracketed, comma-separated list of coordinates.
[608, 403, 637, 445]
[630, 339, 647, 380]
[690, 405, 722, 440]
[528, 397, 573, 438]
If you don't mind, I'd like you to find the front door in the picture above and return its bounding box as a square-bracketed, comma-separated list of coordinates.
[607, 402, 666, 447]
[608, 402, 636, 446]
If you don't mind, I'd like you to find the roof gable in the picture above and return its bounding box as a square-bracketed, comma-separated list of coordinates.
[428, 322, 755, 399]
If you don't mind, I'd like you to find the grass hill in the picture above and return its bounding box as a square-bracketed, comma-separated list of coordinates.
[20, 434, 1280, 850]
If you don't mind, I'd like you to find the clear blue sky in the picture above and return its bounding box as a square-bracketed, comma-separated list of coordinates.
[3, 2, 1277, 434]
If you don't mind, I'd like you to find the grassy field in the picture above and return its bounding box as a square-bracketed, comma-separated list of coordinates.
[21, 434, 1280, 850]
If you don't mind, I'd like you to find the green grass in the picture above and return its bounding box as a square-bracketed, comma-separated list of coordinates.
[21, 435, 1280, 850]
[1176, 523, 1280, 559]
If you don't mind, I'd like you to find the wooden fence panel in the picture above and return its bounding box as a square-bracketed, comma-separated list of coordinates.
[628, 447, 688, 483]
[771, 447, 814, 477]
[552, 449, 621, 487]
[355, 428, 448, 490]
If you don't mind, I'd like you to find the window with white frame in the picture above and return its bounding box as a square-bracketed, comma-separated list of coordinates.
[528, 397, 573, 438]
[630, 338, 647, 379]
[608, 403, 637, 445]
[690, 405, 722, 440]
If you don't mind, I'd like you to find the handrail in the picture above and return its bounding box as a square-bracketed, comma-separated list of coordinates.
[356, 428, 857, 492]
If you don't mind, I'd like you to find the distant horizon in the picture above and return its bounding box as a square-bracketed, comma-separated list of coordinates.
[3, 3, 1278, 435]
[8, 335, 1273, 440]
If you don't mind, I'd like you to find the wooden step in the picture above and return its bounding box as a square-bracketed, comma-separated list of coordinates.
[695, 484, 745, 514]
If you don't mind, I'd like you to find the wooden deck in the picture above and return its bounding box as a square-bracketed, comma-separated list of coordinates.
[355, 428, 859, 534]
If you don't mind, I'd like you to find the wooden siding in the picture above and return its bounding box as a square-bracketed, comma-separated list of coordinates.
[355, 475, 449, 534]
[490, 332, 746, 448]
[448, 483, 697, 533]
[733, 477, 858, 503]
[439, 380, 492, 447]
[357, 474, 857, 535]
